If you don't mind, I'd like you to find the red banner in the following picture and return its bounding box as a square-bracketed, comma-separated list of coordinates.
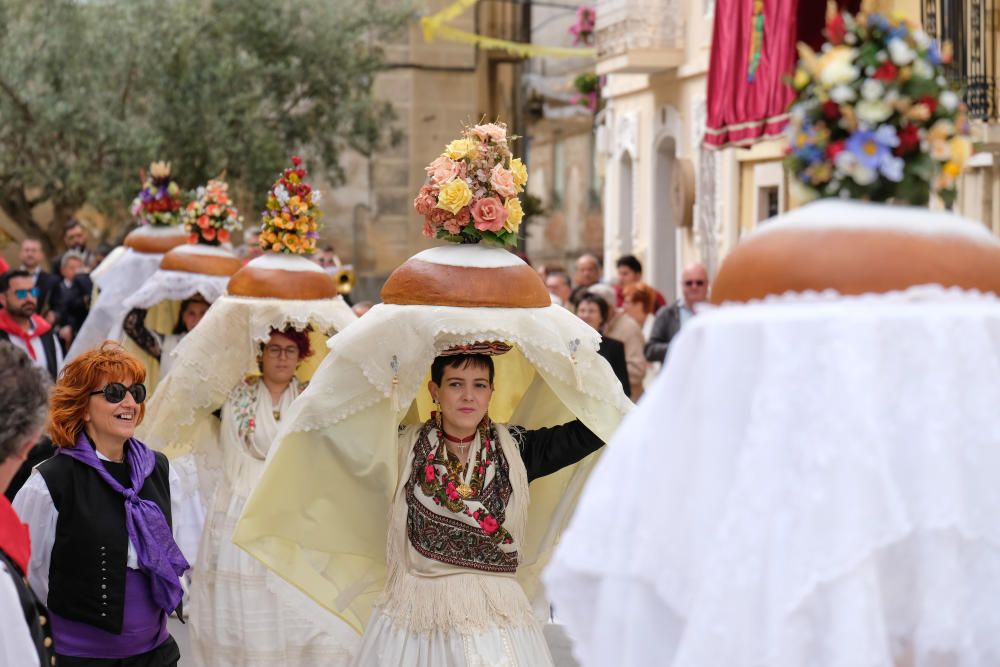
[703, 0, 860, 149]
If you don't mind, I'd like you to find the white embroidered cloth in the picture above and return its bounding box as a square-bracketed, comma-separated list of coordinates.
[545, 286, 1000, 667]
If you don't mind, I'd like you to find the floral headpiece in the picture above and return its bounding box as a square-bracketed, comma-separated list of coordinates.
[438, 341, 512, 358]
[130, 161, 184, 226]
[784, 6, 973, 208]
[182, 179, 243, 245]
[260, 156, 322, 255]
[414, 122, 528, 247]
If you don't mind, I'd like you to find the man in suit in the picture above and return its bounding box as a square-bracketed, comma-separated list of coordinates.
[50, 219, 92, 275]
[17, 238, 58, 318]
[47, 249, 92, 349]
[644, 262, 709, 364]
[0, 270, 63, 380]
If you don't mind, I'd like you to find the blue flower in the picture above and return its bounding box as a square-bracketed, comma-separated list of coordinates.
[845, 126, 903, 182]
[927, 42, 942, 66]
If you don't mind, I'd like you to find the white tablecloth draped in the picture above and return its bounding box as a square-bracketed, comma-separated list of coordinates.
[545, 286, 1000, 667]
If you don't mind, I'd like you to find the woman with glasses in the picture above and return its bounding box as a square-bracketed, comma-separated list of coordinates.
[13, 341, 189, 666]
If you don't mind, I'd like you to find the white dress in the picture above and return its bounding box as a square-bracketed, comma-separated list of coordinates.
[353, 424, 553, 667]
[190, 376, 358, 666]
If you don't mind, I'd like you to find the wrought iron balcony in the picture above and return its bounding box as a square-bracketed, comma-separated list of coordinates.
[923, 0, 998, 121]
[594, 0, 684, 75]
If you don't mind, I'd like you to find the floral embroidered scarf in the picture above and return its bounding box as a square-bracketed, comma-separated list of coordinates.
[405, 421, 518, 573]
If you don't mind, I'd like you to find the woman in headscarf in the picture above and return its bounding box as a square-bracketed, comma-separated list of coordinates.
[13, 342, 189, 666]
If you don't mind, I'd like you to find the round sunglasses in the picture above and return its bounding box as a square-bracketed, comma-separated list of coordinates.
[90, 382, 147, 404]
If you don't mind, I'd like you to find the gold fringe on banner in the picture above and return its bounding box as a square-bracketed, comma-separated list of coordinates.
[419, 0, 596, 59]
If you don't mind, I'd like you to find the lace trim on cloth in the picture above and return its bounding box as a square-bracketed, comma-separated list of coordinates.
[122, 308, 162, 360]
[405, 422, 517, 573]
[122, 270, 230, 311]
[715, 284, 1000, 309]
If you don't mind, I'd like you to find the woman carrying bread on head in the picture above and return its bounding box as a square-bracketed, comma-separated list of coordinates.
[13, 342, 189, 666]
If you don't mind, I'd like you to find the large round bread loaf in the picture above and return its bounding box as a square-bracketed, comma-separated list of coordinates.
[123, 226, 189, 254]
[381, 245, 551, 308]
[712, 201, 1000, 304]
[159, 244, 242, 276]
[227, 253, 337, 299]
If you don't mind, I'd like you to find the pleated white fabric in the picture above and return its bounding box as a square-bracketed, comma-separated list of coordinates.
[545, 286, 1000, 667]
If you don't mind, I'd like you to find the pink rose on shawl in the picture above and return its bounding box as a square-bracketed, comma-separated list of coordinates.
[480, 515, 500, 535]
[471, 123, 507, 143]
[446, 482, 460, 501]
[471, 196, 508, 233]
[489, 164, 517, 199]
[421, 219, 436, 239]
[414, 184, 438, 216]
[424, 464, 436, 482]
[426, 156, 461, 185]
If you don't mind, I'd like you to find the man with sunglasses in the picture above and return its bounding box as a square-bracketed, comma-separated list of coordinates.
[0, 271, 64, 380]
[644, 262, 709, 364]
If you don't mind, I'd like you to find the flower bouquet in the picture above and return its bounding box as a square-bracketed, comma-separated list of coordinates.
[414, 122, 527, 247]
[784, 7, 973, 208]
[182, 179, 243, 246]
[259, 156, 322, 254]
[130, 161, 184, 226]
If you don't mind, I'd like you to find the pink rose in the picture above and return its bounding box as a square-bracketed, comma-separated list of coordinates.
[446, 482, 460, 501]
[471, 123, 507, 143]
[471, 196, 508, 232]
[425, 156, 461, 185]
[422, 219, 436, 238]
[414, 185, 438, 216]
[480, 515, 499, 535]
[442, 217, 464, 235]
[424, 465, 436, 482]
[489, 164, 517, 198]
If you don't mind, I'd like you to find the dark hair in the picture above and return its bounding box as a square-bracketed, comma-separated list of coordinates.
[546, 269, 572, 289]
[577, 293, 609, 325]
[616, 254, 642, 274]
[0, 343, 50, 463]
[0, 270, 31, 293]
[321, 244, 336, 253]
[264, 326, 313, 359]
[568, 284, 591, 309]
[173, 296, 208, 334]
[430, 354, 495, 386]
[64, 219, 83, 233]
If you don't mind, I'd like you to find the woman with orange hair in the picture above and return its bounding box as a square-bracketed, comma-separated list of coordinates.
[13, 342, 190, 666]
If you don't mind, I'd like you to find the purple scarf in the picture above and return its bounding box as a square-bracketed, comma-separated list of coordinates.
[59, 433, 189, 615]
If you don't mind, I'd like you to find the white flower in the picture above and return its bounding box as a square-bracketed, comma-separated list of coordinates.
[912, 58, 934, 80]
[831, 84, 857, 103]
[913, 30, 931, 50]
[817, 46, 859, 88]
[857, 99, 893, 125]
[312, 189, 322, 203]
[274, 184, 290, 205]
[845, 33, 857, 45]
[888, 38, 915, 65]
[861, 79, 884, 101]
[836, 151, 878, 186]
[876, 50, 887, 62]
[939, 90, 959, 111]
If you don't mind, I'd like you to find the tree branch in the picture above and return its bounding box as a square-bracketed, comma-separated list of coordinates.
[0, 76, 34, 123]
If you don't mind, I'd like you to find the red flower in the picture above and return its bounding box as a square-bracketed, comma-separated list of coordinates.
[478, 466, 485, 475]
[446, 482, 460, 501]
[424, 465, 436, 482]
[825, 13, 846, 45]
[919, 95, 938, 114]
[202, 227, 217, 241]
[427, 452, 435, 461]
[473, 511, 480, 520]
[895, 124, 920, 155]
[822, 100, 841, 121]
[291, 155, 302, 166]
[296, 169, 306, 179]
[826, 140, 846, 160]
[480, 516, 499, 535]
[188, 233, 199, 244]
[218, 229, 230, 243]
[874, 61, 898, 81]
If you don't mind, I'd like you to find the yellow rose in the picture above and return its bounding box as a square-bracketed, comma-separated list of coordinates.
[443, 138, 477, 161]
[792, 68, 810, 90]
[503, 197, 523, 233]
[942, 161, 961, 178]
[509, 158, 528, 191]
[436, 179, 473, 214]
[949, 136, 973, 167]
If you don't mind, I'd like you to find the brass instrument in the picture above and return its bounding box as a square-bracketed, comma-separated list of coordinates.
[333, 266, 356, 295]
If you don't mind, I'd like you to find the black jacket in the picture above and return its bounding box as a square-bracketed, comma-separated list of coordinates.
[644, 301, 683, 363]
[598, 336, 631, 398]
[48, 273, 93, 337]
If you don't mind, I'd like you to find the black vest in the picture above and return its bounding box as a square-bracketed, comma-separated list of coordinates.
[0, 548, 54, 667]
[37, 447, 172, 634]
[0, 329, 59, 380]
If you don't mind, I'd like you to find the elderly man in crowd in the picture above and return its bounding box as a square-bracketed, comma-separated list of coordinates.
[0, 343, 55, 667]
[574, 253, 601, 289]
[644, 262, 709, 364]
[545, 269, 573, 308]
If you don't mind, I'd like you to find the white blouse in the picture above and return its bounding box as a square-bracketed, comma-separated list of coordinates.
[12, 450, 186, 604]
[0, 560, 41, 667]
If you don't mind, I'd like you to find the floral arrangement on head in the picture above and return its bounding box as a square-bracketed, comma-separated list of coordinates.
[569, 6, 596, 46]
[784, 5, 973, 208]
[182, 178, 243, 245]
[259, 156, 322, 254]
[130, 161, 184, 226]
[414, 122, 527, 247]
